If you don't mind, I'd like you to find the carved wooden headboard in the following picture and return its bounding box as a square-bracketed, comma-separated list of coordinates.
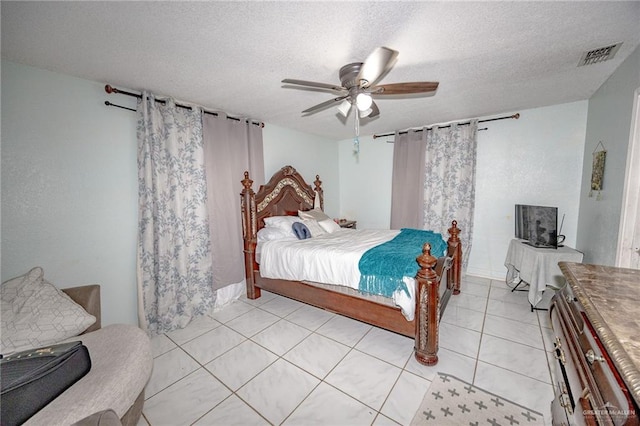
[240, 165, 324, 243]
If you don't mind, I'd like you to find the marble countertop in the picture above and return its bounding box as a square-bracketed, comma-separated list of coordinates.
[559, 262, 640, 406]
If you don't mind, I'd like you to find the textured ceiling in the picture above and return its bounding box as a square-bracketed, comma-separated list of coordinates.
[2, 1, 639, 140]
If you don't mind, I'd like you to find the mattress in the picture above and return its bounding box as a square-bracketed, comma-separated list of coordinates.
[257, 229, 418, 320]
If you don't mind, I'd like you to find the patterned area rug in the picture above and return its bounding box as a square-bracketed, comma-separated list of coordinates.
[411, 373, 544, 425]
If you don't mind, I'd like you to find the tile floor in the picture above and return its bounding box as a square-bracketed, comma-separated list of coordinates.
[138, 276, 557, 426]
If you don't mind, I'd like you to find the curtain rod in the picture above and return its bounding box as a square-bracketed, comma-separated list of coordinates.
[372, 113, 519, 139]
[104, 85, 264, 127]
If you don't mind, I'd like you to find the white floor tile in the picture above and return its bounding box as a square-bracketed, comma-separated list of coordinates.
[238, 290, 278, 306]
[204, 340, 277, 391]
[483, 314, 544, 349]
[145, 347, 200, 399]
[404, 347, 477, 383]
[474, 361, 554, 421]
[462, 275, 492, 287]
[251, 319, 311, 356]
[380, 371, 431, 425]
[258, 295, 305, 317]
[165, 315, 221, 345]
[193, 395, 269, 425]
[285, 303, 335, 331]
[541, 323, 557, 353]
[489, 285, 531, 306]
[180, 325, 246, 364]
[355, 327, 414, 368]
[143, 368, 230, 426]
[538, 309, 553, 329]
[315, 314, 372, 347]
[486, 298, 540, 325]
[325, 350, 401, 410]
[438, 321, 482, 358]
[224, 307, 280, 337]
[460, 279, 491, 298]
[209, 299, 255, 323]
[478, 334, 551, 383]
[284, 382, 376, 425]
[150, 333, 176, 358]
[283, 332, 350, 379]
[236, 358, 319, 425]
[447, 292, 488, 313]
[144, 274, 557, 426]
[441, 304, 486, 332]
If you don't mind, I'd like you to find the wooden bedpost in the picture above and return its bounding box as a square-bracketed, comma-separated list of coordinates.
[447, 220, 462, 295]
[241, 171, 260, 299]
[414, 243, 440, 366]
[313, 175, 324, 211]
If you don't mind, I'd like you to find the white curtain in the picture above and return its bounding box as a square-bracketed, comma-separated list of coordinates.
[202, 113, 264, 290]
[423, 121, 478, 271]
[136, 93, 215, 335]
[390, 128, 428, 229]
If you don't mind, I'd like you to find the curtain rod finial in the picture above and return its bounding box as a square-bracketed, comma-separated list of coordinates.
[513, 113, 520, 119]
[105, 84, 115, 94]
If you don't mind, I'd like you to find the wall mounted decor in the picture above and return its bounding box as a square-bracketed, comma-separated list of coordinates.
[589, 141, 606, 200]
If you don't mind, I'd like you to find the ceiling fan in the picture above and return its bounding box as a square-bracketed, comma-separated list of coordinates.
[282, 47, 439, 120]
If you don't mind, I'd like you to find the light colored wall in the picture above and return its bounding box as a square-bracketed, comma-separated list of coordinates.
[577, 45, 640, 265]
[263, 124, 339, 217]
[470, 102, 587, 278]
[2, 57, 606, 327]
[338, 136, 394, 229]
[1, 60, 139, 326]
[1, 61, 338, 325]
[338, 102, 588, 279]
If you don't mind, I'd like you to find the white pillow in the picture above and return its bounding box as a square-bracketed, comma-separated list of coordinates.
[263, 216, 298, 232]
[298, 208, 331, 223]
[301, 219, 327, 237]
[257, 227, 296, 242]
[319, 218, 342, 233]
[1, 267, 96, 355]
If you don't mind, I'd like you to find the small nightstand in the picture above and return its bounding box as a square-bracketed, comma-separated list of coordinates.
[338, 220, 357, 229]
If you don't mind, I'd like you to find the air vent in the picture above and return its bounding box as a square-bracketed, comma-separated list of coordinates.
[578, 43, 622, 66]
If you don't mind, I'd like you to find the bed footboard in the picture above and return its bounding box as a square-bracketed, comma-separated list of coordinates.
[414, 243, 440, 365]
[414, 220, 462, 366]
[447, 220, 462, 294]
[241, 171, 260, 300]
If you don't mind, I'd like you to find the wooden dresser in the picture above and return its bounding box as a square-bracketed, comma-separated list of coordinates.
[551, 262, 639, 425]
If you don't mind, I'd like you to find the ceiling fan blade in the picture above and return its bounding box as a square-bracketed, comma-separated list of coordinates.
[357, 47, 399, 87]
[302, 95, 348, 115]
[282, 79, 347, 93]
[371, 82, 439, 95]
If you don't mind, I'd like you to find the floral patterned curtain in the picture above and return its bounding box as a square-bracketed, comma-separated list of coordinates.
[423, 121, 478, 271]
[136, 92, 215, 335]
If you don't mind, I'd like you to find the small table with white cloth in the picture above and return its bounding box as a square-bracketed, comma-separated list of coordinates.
[504, 239, 584, 310]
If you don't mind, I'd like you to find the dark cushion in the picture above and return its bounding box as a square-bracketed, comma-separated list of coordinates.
[292, 222, 311, 240]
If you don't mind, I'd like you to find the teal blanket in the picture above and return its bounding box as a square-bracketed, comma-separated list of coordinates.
[358, 228, 447, 298]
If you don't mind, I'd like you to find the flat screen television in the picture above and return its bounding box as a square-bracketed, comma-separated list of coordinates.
[515, 204, 559, 248]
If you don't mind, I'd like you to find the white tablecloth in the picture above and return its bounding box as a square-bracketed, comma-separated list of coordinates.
[504, 239, 584, 306]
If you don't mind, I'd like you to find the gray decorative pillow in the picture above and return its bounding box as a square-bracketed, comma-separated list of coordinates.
[301, 218, 326, 237]
[1, 267, 96, 355]
[298, 208, 331, 222]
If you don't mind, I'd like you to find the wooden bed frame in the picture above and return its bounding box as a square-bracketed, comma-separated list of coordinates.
[240, 165, 462, 365]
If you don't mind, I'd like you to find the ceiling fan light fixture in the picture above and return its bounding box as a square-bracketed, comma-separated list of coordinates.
[355, 93, 373, 111]
[359, 108, 372, 118]
[337, 99, 352, 117]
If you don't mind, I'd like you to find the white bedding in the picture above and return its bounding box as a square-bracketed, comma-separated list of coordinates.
[258, 229, 418, 320]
